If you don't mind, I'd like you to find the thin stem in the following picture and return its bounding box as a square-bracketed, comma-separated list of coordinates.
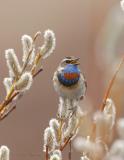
[45, 146, 49, 160]
[100, 56, 124, 111]
[6, 85, 15, 100]
[31, 53, 42, 74]
[58, 119, 63, 145]
[33, 31, 41, 42]
[60, 136, 72, 151]
[0, 105, 16, 121]
[32, 67, 43, 78]
[69, 140, 72, 160]
[90, 123, 96, 141]
[0, 91, 19, 113]
[21, 48, 34, 74]
[33, 68, 43, 78]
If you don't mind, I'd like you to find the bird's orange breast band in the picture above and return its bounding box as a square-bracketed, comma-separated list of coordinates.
[64, 73, 79, 80]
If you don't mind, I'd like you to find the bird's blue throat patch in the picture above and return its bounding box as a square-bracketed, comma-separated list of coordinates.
[57, 64, 80, 87]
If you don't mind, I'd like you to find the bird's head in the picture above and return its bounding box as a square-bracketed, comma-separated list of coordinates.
[59, 56, 80, 68]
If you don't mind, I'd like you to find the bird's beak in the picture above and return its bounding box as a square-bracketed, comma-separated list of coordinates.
[70, 58, 80, 65]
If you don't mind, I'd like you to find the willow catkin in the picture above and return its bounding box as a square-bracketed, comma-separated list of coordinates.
[21, 34, 35, 65]
[5, 49, 22, 78]
[0, 146, 9, 160]
[39, 29, 56, 59]
[14, 72, 33, 92]
[3, 78, 13, 94]
[64, 114, 79, 139]
[43, 127, 56, 152]
[49, 119, 60, 146]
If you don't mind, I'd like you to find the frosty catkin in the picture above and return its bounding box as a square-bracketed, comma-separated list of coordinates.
[49, 119, 60, 145]
[74, 137, 103, 159]
[103, 98, 116, 129]
[64, 114, 79, 139]
[44, 127, 56, 152]
[57, 97, 69, 119]
[0, 146, 9, 160]
[81, 155, 90, 160]
[52, 150, 62, 158]
[21, 34, 35, 65]
[117, 118, 124, 139]
[50, 154, 61, 160]
[121, 0, 124, 11]
[39, 29, 56, 59]
[109, 139, 124, 157]
[14, 72, 33, 92]
[5, 49, 22, 78]
[3, 78, 13, 94]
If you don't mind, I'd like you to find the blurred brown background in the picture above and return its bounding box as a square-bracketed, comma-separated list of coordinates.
[0, 0, 122, 160]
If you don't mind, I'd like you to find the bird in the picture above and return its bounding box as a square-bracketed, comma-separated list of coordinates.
[53, 56, 87, 100]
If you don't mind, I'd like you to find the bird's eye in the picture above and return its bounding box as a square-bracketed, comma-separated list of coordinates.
[65, 60, 71, 63]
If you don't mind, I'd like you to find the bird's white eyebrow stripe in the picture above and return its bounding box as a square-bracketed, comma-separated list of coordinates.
[65, 56, 72, 59]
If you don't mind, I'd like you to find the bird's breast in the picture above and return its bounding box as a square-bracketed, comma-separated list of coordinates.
[57, 72, 80, 87]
